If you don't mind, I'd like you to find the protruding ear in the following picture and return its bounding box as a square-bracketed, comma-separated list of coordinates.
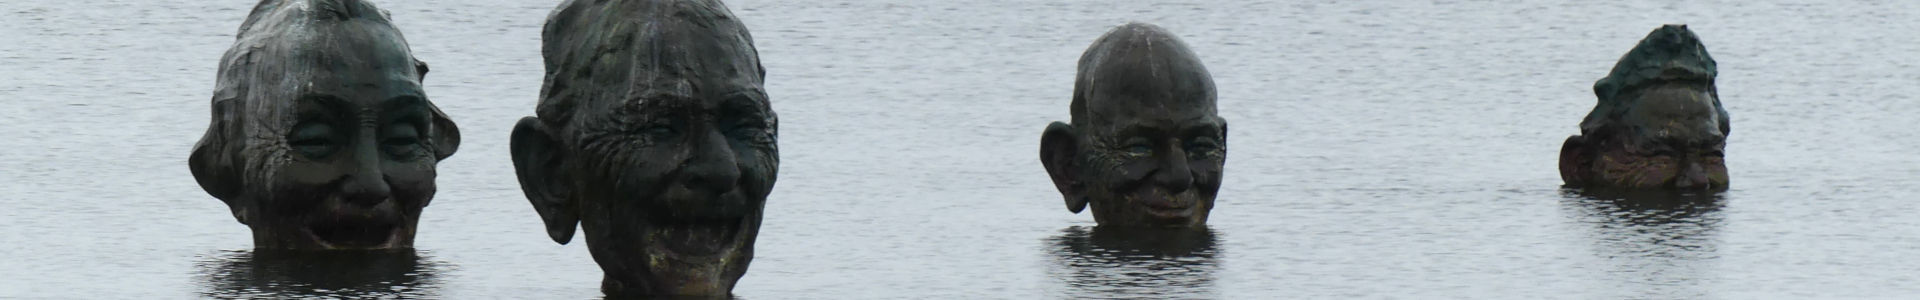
[1558, 135, 1592, 186]
[414, 59, 430, 82]
[427, 103, 460, 161]
[511, 117, 577, 244]
[1040, 122, 1088, 213]
[189, 99, 247, 224]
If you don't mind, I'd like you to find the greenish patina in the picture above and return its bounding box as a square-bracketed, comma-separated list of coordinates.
[1561, 24, 1729, 190]
[189, 0, 460, 250]
[510, 0, 774, 297]
[1040, 23, 1227, 228]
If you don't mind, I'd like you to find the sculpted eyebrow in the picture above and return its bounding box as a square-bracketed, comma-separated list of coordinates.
[622, 91, 695, 112]
[383, 96, 430, 123]
[382, 95, 425, 111]
[722, 91, 770, 116]
[296, 94, 352, 118]
[1184, 119, 1224, 137]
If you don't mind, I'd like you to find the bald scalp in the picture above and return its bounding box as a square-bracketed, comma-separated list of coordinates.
[1069, 22, 1217, 128]
[535, 0, 766, 133]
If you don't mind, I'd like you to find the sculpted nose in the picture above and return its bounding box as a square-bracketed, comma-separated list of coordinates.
[342, 143, 392, 207]
[1154, 146, 1194, 194]
[682, 129, 741, 195]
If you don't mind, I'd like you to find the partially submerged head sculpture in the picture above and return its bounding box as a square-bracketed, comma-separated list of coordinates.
[1040, 23, 1226, 228]
[511, 0, 774, 296]
[189, 0, 459, 250]
[1561, 24, 1729, 190]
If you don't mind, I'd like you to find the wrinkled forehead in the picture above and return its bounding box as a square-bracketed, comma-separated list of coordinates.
[608, 16, 764, 104]
[216, 20, 425, 134]
[247, 24, 421, 99]
[1629, 86, 1717, 120]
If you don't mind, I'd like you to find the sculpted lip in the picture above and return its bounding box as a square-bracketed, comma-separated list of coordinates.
[1135, 191, 1196, 219]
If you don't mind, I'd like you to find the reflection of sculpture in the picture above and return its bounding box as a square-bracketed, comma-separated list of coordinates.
[1040, 23, 1228, 227]
[188, 0, 460, 250]
[1046, 226, 1219, 299]
[1561, 188, 1722, 299]
[196, 250, 443, 299]
[1560, 25, 1728, 190]
[510, 0, 775, 296]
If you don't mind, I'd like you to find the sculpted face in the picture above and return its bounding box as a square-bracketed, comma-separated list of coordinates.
[1041, 23, 1227, 228]
[189, 0, 459, 250]
[1561, 25, 1728, 190]
[511, 0, 774, 296]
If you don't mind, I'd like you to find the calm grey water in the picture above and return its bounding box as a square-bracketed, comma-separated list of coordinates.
[4, 0, 1918, 299]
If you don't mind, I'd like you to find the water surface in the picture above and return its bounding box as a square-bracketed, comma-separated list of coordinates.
[3, 0, 1918, 298]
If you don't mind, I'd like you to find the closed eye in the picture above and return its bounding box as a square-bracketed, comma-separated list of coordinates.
[289, 122, 338, 159]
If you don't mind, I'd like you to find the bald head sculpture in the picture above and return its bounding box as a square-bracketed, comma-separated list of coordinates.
[189, 0, 459, 250]
[1040, 23, 1227, 228]
[1561, 24, 1729, 190]
[510, 0, 774, 296]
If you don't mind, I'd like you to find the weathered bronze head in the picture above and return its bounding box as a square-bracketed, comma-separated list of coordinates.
[510, 0, 774, 296]
[1560, 24, 1729, 190]
[1040, 23, 1227, 228]
[189, 0, 460, 250]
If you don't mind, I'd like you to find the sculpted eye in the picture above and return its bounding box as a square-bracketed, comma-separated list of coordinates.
[1185, 137, 1221, 155]
[382, 123, 424, 158]
[639, 123, 677, 138]
[288, 122, 337, 159]
[726, 119, 773, 144]
[1121, 138, 1152, 156]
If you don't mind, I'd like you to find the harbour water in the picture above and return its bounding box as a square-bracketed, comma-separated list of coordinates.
[3, 0, 1917, 298]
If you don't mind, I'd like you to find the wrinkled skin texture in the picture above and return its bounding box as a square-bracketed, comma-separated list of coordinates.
[511, 0, 775, 297]
[1040, 23, 1227, 228]
[189, 0, 460, 250]
[1561, 25, 1729, 190]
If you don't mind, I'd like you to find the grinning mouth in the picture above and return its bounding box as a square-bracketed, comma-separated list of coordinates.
[1133, 191, 1198, 220]
[305, 220, 399, 249]
[650, 216, 748, 257]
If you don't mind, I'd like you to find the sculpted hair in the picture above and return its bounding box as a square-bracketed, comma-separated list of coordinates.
[1581, 24, 1729, 136]
[1068, 22, 1216, 128]
[535, 0, 766, 136]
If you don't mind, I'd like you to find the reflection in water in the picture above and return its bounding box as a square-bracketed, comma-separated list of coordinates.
[1045, 226, 1220, 299]
[1561, 187, 1724, 299]
[195, 249, 445, 299]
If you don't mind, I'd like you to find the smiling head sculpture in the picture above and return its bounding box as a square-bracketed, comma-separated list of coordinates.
[1040, 23, 1227, 228]
[189, 0, 460, 250]
[1561, 24, 1729, 190]
[510, 0, 776, 296]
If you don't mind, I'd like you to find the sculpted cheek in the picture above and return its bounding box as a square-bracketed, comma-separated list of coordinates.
[386, 164, 438, 206]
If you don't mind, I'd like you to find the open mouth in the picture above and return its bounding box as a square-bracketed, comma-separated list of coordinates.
[305, 221, 399, 248]
[650, 216, 748, 257]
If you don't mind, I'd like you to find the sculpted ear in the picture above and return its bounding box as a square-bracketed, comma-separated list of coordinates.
[427, 103, 460, 161]
[511, 117, 578, 244]
[414, 59, 430, 82]
[1040, 122, 1088, 213]
[189, 99, 246, 223]
[1558, 135, 1592, 186]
